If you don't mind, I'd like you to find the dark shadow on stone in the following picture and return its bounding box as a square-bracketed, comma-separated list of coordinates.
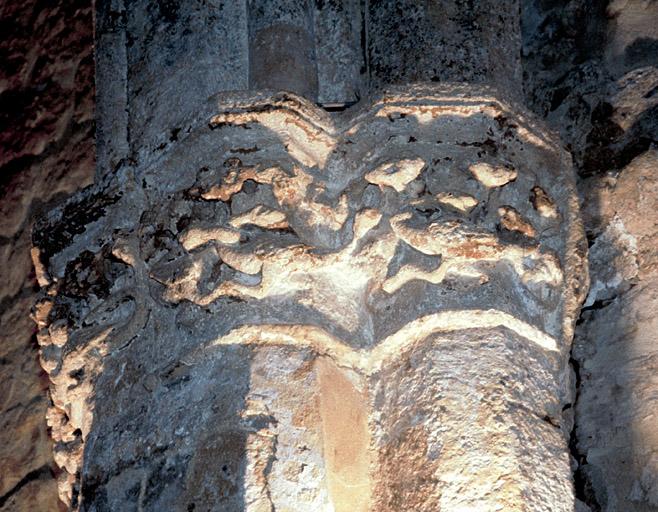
[77, 341, 254, 511]
[624, 37, 658, 74]
[580, 102, 657, 177]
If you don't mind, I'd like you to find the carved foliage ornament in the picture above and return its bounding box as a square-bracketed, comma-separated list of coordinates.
[32, 84, 587, 511]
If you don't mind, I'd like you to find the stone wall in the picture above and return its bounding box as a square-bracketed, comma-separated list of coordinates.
[523, 1, 658, 509]
[0, 0, 94, 509]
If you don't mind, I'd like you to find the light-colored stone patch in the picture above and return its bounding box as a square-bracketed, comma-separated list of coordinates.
[365, 158, 426, 192]
[229, 205, 289, 230]
[498, 205, 537, 237]
[530, 186, 558, 219]
[180, 225, 241, 250]
[436, 191, 479, 213]
[469, 162, 517, 187]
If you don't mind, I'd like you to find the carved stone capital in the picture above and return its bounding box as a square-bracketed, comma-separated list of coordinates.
[33, 84, 587, 511]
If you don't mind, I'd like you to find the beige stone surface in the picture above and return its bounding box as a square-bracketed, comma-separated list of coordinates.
[580, 151, 657, 314]
[605, 0, 658, 78]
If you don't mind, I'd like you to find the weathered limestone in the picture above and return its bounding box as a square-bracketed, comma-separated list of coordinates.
[0, 1, 96, 510]
[574, 281, 658, 511]
[521, 7, 658, 504]
[24, 0, 604, 510]
[534, 35, 658, 506]
[5, 0, 658, 510]
[248, 0, 318, 100]
[604, 0, 658, 79]
[94, 0, 250, 174]
[574, 150, 658, 511]
[32, 84, 587, 510]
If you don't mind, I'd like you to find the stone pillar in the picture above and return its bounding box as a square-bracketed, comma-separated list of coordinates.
[33, 84, 586, 510]
[94, 0, 523, 172]
[366, 0, 523, 98]
[33, 2, 588, 511]
[94, 0, 250, 176]
[314, 0, 365, 106]
[248, 0, 319, 101]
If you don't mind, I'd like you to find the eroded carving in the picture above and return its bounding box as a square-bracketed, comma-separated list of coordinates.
[32, 85, 587, 511]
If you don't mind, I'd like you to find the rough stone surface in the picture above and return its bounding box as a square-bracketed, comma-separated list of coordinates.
[0, 0, 95, 510]
[95, 0, 524, 179]
[522, 0, 657, 177]
[33, 84, 587, 510]
[573, 150, 658, 512]
[367, 0, 523, 99]
[522, 3, 658, 507]
[604, 0, 658, 79]
[574, 281, 658, 511]
[95, 0, 250, 175]
[1, 0, 657, 510]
